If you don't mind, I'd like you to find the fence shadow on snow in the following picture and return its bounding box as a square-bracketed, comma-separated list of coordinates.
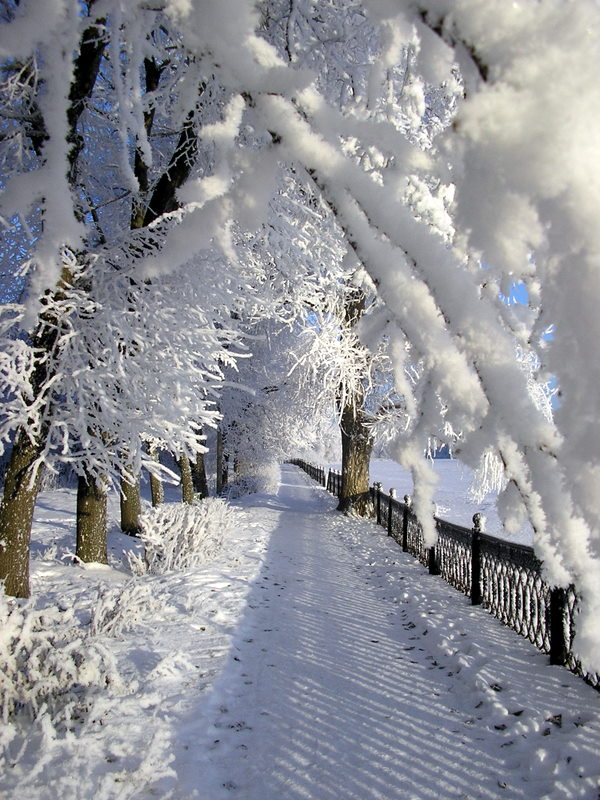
[289, 459, 599, 692]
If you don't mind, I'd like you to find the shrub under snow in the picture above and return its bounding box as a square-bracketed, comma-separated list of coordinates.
[224, 462, 281, 499]
[131, 497, 237, 574]
[89, 581, 166, 637]
[0, 593, 122, 728]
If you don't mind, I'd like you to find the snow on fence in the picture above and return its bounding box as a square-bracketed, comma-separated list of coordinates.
[289, 459, 599, 691]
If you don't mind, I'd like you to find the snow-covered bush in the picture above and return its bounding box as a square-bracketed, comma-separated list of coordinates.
[89, 581, 166, 637]
[0, 593, 122, 726]
[131, 498, 236, 574]
[224, 461, 281, 499]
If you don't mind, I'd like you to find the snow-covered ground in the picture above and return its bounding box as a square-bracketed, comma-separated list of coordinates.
[325, 458, 533, 545]
[2, 464, 599, 799]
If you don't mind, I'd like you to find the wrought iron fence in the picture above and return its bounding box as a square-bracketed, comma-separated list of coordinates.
[327, 468, 342, 497]
[290, 459, 598, 691]
[288, 459, 327, 487]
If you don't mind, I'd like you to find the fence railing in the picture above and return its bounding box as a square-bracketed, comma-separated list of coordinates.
[290, 458, 598, 691]
[292, 461, 326, 487]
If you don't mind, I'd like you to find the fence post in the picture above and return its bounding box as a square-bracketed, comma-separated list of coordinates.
[402, 495, 411, 552]
[549, 587, 569, 666]
[428, 545, 439, 575]
[471, 513, 483, 605]
[374, 482, 382, 525]
[388, 489, 396, 536]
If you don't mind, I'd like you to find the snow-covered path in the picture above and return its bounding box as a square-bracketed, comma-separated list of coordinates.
[6, 465, 599, 800]
[188, 466, 600, 800]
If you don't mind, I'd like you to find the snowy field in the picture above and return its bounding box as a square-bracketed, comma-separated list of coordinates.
[2, 464, 599, 799]
[324, 458, 533, 545]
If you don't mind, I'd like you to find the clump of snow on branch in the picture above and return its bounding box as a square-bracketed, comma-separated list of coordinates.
[131, 498, 236, 575]
[0, 305, 36, 456]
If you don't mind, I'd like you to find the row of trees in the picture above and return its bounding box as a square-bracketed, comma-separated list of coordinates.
[1, 0, 600, 671]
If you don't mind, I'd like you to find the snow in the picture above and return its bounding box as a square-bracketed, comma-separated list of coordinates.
[3, 464, 599, 799]
[3, 0, 600, 670]
[365, 457, 533, 546]
[320, 457, 533, 544]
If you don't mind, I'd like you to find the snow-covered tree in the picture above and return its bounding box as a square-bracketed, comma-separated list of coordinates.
[256, 0, 423, 514]
[2, 0, 600, 673]
[217, 164, 352, 490]
[0, 2, 256, 593]
[244, 0, 600, 667]
[219, 317, 336, 492]
[347, 2, 600, 670]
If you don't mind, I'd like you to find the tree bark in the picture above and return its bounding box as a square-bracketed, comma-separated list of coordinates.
[141, 111, 198, 226]
[0, 271, 73, 596]
[76, 474, 107, 563]
[216, 428, 227, 494]
[336, 289, 374, 517]
[120, 477, 142, 535]
[149, 470, 164, 507]
[178, 451, 195, 504]
[147, 443, 164, 507]
[337, 401, 373, 516]
[0, 431, 43, 597]
[67, 16, 108, 177]
[192, 451, 209, 498]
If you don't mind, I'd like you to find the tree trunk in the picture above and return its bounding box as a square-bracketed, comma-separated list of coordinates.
[337, 402, 373, 516]
[178, 451, 195, 504]
[120, 476, 142, 535]
[0, 13, 107, 598]
[0, 302, 68, 597]
[147, 444, 164, 507]
[192, 451, 209, 499]
[76, 474, 107, 563]
[149, 470, 163, 507]
[336, 289, 373, 517]
[216, 428, 226, 494]
[0, 430, 43, 597]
